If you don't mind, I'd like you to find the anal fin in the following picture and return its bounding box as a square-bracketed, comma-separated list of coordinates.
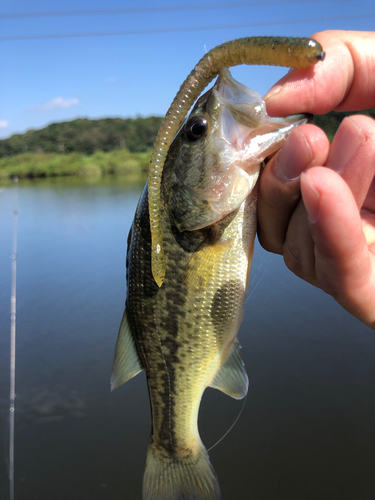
[111, 309, 143, 391]
[209, 340, 248, 400]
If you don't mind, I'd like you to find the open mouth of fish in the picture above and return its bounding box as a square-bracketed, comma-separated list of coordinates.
[168, 68, 311, 233]
[195, 68, 310, 208]
[215, 67, 310, 171]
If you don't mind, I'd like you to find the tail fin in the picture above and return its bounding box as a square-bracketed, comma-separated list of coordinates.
[143, 440, 220, 500]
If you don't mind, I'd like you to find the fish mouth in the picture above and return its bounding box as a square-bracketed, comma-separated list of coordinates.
[167, 70, 312, 233]
[213, 68, 311, 172]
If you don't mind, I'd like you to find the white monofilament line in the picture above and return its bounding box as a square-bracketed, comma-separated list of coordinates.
[9, 177, 18, 500]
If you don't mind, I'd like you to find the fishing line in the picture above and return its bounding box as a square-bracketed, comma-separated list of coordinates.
[207, 393, 248, 452]
[246, 248, 269, 303]
[246, 266, 268, 303]
[9, 177, 18, 500]
[208, 220, 268, 453]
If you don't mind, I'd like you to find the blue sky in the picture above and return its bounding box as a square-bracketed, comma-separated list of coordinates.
[0, 0, 374, 139]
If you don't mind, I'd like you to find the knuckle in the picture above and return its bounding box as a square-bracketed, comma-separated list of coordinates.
[283, 239, 314, 282]
[314, 266, 337, 296]
[257, 227, 283, 255]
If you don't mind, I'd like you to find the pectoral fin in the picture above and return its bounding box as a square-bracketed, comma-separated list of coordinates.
[209, 340, 248, 399]
[111, 309, 143, 391]
[185, 237, 232, 290]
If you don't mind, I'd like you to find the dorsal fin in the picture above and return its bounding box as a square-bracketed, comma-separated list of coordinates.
[111, 309, 143, 391]
[209, 340, 248, 400]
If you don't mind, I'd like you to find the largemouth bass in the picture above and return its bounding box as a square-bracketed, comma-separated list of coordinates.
[111, 67, 312, 499]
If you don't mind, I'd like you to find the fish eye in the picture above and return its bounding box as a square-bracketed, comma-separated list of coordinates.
[184, 116, 208, 142]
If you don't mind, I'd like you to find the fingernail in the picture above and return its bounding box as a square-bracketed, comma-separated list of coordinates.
[301, 172, 320, 223]
[274, 127, 313, 182]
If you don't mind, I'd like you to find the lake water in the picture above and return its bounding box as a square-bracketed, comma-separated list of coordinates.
[0, 177, 374, 500]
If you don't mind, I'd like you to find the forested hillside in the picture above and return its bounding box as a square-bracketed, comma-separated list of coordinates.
[2, 108, 375, 159]
[0, 116, 163, 157]
[313, 107, 375, 141]
[0, 109, 374, 180]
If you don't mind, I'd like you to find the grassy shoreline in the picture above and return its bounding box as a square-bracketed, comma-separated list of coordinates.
[0, 148, 151, 181]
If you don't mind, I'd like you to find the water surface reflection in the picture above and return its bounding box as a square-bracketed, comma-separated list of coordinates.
[0, 177, 374, 500]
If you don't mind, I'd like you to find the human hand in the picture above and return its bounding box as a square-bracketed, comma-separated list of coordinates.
[258, 30, 375, 328]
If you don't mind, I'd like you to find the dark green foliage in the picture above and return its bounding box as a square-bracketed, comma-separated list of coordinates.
[0, 149, 151, 180]
[312, 107, 375, 142]
[0, 116, 163, 158]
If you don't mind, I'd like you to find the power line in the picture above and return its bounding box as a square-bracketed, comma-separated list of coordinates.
[0, 0, 354, 20]
[0, 13, 372, 42]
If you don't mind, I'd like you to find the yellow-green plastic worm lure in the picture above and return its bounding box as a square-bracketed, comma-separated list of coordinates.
[148, 36, 325, 287]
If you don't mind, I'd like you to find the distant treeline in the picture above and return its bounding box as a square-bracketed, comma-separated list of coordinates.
[312, 107, 375, 141]
[0, 116, 163, 158]
[1, 110, 375, 160]
[0, 109, 374, 180]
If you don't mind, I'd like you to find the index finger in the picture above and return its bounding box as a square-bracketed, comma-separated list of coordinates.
[264, 30, 375, 116]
